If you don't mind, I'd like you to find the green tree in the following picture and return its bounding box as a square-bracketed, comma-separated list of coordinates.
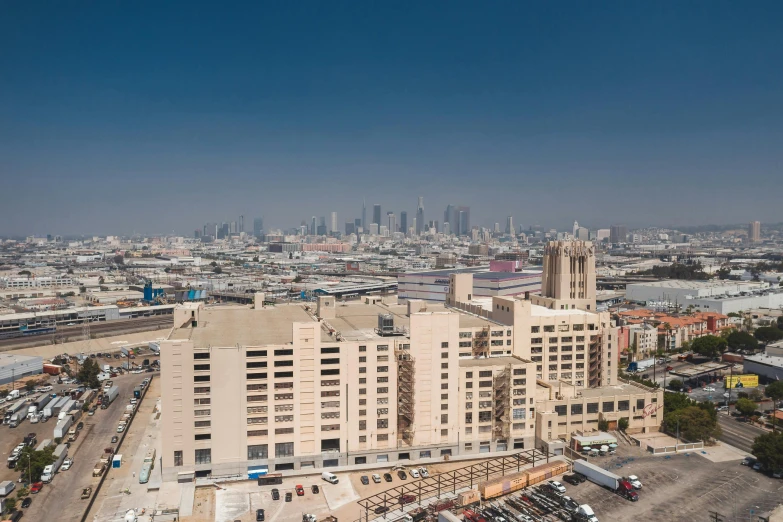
[78, 358, 100, 389]
[766, 381, 783, 404]
[690, 335, 727, 359]
[726, 331, 758, 352]
[212, 266, 222, 274]
[755, 327, 783, 344]
[210, 261, 217, 267]
[17, 446, 56, 483]
[664, 406, 721, 442]
[777, 316, 783, 330]
[24, 380, 36, 392]
[3, 497, 17, 512]
[618, 417, 629, 432]
[752, 431, 783, 472]
[112, 255, 124, 265]
[293, 275, 303, 283]
[735, 398, 757, 419]
[668, 379, 683, 390]
[598, 419, 609, 431]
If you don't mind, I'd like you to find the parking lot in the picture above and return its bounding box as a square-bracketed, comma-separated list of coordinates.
[0, 350, 159, 521]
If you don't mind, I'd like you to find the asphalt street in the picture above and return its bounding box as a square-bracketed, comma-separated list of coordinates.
[717, 414, 767, 454]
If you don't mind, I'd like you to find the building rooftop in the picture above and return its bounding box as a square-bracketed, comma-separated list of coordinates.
[0, 353, 42, 366]
[460, 355, 530, 367]
[530, 304, 592, 317]
[745, 353, 783, 369]
[576, 382, 651, 398]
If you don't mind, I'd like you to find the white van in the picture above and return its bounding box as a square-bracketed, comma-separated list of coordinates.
[321, 472, 339, 484]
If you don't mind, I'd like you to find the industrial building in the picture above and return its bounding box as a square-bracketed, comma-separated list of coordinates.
[0, 353, 43, 386]
[159, 241, 626, 481]
[743, 341, 783, 382]
[398, 267, 542, 303]
[0, 304, 175, 336]
[626, 280, 783, 315]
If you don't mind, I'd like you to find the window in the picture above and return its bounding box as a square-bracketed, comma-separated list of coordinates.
[247, 373, 267, 380]
[377, 366, 388, 373]
[359, 356, 366, 363]
[359, 388, 366, 395]
[571, 404, 583, 415]
[441, 393, 448, 400]
[378, 355, 389, 362]
[466, 382, 473, 388]
[377, 376, 389, 383]
[359, 420, 366, 430]
[194, 409, 210, 417]
[321, 390, 340, 397]
[441, 414, 448, 424]
[479, 380, 492, 388]
[441, 342, 449, 348]
[441, 352, 449, 359]
[275, 393, 294, 400]
[275, 415, 294, 422]
[194, 375, 210, 383]
[274, 349, 294, 356]
[466, 413, 473, 423]
[194, 398, 211, 405]
[195, 433, 211, 441]
[195, 449, 211, 464]
[377, 345, 389, 351]
[247, 430, 268, 437]
[531, 337, 543, 344]
[377, 419, 389, 429]
[359, 436, 367, 443]
[274, 404, 294, 412]
[491, 340, 503, 346]
[247, 350, 267, 357]
[194, 352, 210, 360]
[618, 400, 630, 411]
[478, 411, 492, 422]
[194, 419, 211, 428]
[321, 347, 340, 354]
[274, 360, 293, 367]
[321, 358, 340, 365]
[359, 377, 366, 383]
[460, 331, 473, 338]
[637, 399, 645, 410]
[246, 361, 267, 369]
[194, 387, 210, 394]
[513, 379, 526, 386]
[174, 451, 183, 467]
[479, 370, 492, 378]
[378, 397, 389, 405]
[275, 427, 294, 435]
[377, 387, 388, 394]
[322, 424, 340, 431]
[441, 383, 448, 389]
[247, 395, 267, 402]
[359, 367, 367, 373]
[321, 379, 340, 387]
[587, 403, 599, 414]
[275, 442, 294, 458]
[247, 444, 268, 460]
[544, 325, 555, 332]
[322, 412, 340, 419]
[459, 341, 472, 348]
[247, 383, 268, 391]
[531, 326, 540, 333]
[602, 401, 615, 412]
[441, 373, 448, 379]
[377, 408, 389, 415]
[321, 369, 339, 376]
[275, 371, 294, 378]
[377, 434, 389, 441]
[359, 345, 367, 352]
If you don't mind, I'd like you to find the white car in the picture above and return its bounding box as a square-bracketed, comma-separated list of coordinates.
[626, 475, 642, 489]
[61, 458, 73, 471]
[371, 474, 381, 484]
[410, 469, 420, 478]
[419, 467, 429, 478]
[704, 386, 716, 392]
[548, 480, 566, 494]
[117, 425, 125, 433]
[723, 392, 731, 398]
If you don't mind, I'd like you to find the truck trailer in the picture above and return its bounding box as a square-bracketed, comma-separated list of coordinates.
[4, 400, 27, 425]
[27, 394, 53, 419]
[626, 357, 655, 373]
[53, 416, 73, 440]
[102, 385, 119, 408]
[43, 396, 69, 419]
[573, 460, 638, 501]
[40, 443, 68, 482]
[57, 399, 76, 420]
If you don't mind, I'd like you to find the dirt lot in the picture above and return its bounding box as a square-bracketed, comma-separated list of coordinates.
[563, 452, 783, 522]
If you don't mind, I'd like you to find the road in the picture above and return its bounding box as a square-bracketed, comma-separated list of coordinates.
[19, 371, 154, 522]
[717, 414, 766, 454]
[0, 316, 173, 352]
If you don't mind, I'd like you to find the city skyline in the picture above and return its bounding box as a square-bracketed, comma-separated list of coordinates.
[2, 3, 782, 236]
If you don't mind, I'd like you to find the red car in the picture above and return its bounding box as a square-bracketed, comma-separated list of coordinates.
[295, 485, 304, 496]
[399, 494, 416, 505]
[31, 482, 43, 494]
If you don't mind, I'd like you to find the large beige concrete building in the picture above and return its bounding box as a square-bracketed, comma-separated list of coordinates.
[159, 241, 626, 481]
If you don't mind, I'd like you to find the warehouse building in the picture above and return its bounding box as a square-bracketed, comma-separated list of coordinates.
[0, 353, 43, 386]
[398, 267, 541, 303]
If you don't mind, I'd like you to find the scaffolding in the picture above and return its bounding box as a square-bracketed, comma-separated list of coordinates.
[473, 325, 490, 356]
[589, 333, 603, 388]
[396, 347, 415, 446]
[493, 366, 511, 441]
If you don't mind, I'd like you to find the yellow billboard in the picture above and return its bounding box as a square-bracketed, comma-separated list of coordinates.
[724, 374, 759, 388]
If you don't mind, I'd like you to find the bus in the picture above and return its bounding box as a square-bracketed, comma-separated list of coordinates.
[139, 461, 152, 484]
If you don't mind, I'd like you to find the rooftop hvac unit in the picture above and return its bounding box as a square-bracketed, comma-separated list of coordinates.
[378, 314, 394, 335]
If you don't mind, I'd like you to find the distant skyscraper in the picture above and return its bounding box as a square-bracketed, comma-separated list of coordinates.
[458, 208, 469, 236]
[576, 227, 590, 241]
[609, 224, 628, 244]
[443, 222, 451, 235]
[354, 218, 362, 231]
[362, 199, 367, 229]
[253, 217, 264, 238]
[506, 216, 514, 235]
[311, 216, 317, 236]
[369, 223, 379, 235]
[748, 221, 761, 242]
[230, 221, 238, 234]
[573, 221, 579, 237]
[330, 212, 337, 233]
[494, 223, 501, 233]
[444, 204, 470, 236]
[387, 212, 396, 234]
[239, 215, 245, 234]
[400, 211, 408, 235]
[373, 204, 382, 226]
[416, 197, 424, 235]
[345, 221, 356, 235]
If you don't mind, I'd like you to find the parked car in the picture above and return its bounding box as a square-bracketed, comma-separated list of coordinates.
[548, 480, 566, 494]
[61, 458, 74, 471]
[372, 474, 381, 483]
[397, 470, 407, 480]
[753, 462, 763, 471]
[742, 457, 757, 466]
[360, 475, 369, 485]
[666, 366, 674, 371]
[419, 467, 429, 478]
[572, 472, 587, 483]
[626, 475, 643, 489]
[81, 487, 92, 499]
[31, 482, 43, 494]
[374, 506, 389, 514]
[111, 436, 119, 443]
[285, 492, 292, 502]
[399, 494, 416, 505]
[295, 484, 304, 496]
[255, 508, 265, 521]
[410, 468, 420, 479]
[563, 474, 581, 486]
[311, 485, 319, 494]
[76, 422, 84, 431]
[271, 488, 280, 500]
[717, 405, 729, 412]
[383, 473, 393, 482]
[21, 498, 32, 508]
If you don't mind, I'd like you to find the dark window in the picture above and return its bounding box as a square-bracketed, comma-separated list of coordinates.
[247, 350, 267, 357]
[571, 404, 583, 415]
[195, 433, 211, 441]
[587, 403, 599, 414]
[636, 399, 645, 410]
[274, 349, 294, 356]
[174, 451, 183, 467]
[602, 401, 615, 412]
[321, 358, 340, 365]
[194, 352, 210, 359]
[274, 371, 294, 378]
[246, 373, 267, 380]
[555, 405, 567, 416]
[274, 360, 293, 367]
[194, 375, 210, 383]
[275, 442, 294, 458]
[246, 361, 267, 368]
[321, 369, 340, 376]
[618, 400, 630, 411]
[195, 449, 211, 464]
[194, 364, 210, 371]
[321, 347, 340, 354]
[479, 371, 492, 378]
[247, 444, 268, 460]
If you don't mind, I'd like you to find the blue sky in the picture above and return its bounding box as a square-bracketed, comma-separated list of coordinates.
[1, 2, 781, 236]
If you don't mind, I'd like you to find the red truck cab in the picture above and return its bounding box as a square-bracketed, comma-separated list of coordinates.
[618, 480, 639, 501]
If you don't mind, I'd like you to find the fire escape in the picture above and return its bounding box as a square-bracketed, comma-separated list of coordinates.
[493, 367, 511, 441]
[473, 326, 490, 357]
[396, 347, 415, 446]
[588, 333, 603, 388]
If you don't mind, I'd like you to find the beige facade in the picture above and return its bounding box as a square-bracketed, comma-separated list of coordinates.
[534, 381, 664, 443]
[532, 240, 596, 312]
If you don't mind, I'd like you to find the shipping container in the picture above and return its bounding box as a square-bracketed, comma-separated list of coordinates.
[478, 460, 569, 500]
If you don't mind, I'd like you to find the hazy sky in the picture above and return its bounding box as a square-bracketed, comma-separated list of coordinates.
[1, 2, 782, 236]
